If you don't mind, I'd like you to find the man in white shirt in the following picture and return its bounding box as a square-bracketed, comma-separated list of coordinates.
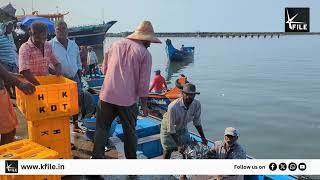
[87, 46, 98, 78]
[14, 22, 25, 36]
[50, 20, 83, 132]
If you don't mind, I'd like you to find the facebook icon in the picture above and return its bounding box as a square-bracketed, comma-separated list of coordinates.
[269, 163, 277, 171]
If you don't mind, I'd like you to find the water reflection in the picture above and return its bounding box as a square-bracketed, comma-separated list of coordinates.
[165, 59, 194, 83]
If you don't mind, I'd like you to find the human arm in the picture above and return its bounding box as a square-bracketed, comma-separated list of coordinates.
[195, 125, 208, 145]
[149, 78, 155, 92]
[76, 46, 82, 77]
[53, 63, 62, 76]
[193, 102, 207, 145]
[101, 51, 109, 75]
[206, 145, 217, 159]
[20, 70, 40, 85]
[138, 52, 152, 115]
[0, 64, 35, 94]
[163, 77, 168, 89]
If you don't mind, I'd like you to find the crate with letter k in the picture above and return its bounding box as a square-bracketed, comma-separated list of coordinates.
[16, 76, 79, 159]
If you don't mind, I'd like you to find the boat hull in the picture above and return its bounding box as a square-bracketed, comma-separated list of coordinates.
[68, 21, 117, 46]
[165, 39, 194, 61]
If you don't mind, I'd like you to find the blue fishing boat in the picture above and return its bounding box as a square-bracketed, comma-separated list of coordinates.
[165, 39, 195, 61]
[80, 115, 297, 180]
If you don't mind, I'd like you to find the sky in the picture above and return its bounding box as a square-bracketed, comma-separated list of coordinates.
[2, 0, 320, 33]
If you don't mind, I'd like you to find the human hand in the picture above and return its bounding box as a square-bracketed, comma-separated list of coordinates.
[201, 137, 208, 145]
[55, 68, 62, 76]
[178, 145, 186, 154]
[17, 81, 36, 95]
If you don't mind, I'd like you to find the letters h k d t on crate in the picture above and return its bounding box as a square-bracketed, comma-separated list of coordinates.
[16, 76, 79, 121]
[15, 76, 79, 159]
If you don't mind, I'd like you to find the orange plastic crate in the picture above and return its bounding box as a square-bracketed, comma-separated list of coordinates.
[40, 138, 72, 159]
[0, 140, 58, 159]
[28, 118, 70, 143]
[0, 140, 62, 180]
[16, 76, 78, 121]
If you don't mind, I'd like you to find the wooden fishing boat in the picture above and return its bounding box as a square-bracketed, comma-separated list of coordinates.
[165, 39, 194, 61]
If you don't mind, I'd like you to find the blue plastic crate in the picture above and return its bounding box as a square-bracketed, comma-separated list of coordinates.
[82, 117, 118, 141]
[137, 138, 162, 159]
[86, 77, 104, 87]
[114, 117, 160, 139]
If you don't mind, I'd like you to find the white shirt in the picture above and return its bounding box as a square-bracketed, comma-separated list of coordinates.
[50, 37, 82, 78]
[15, 28, 25, 35]
[163, 97, 201, 134]
[87, 51, 98, 65]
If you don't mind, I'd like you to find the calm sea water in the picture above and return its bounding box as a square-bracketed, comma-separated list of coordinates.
[97, 36, 320, 159]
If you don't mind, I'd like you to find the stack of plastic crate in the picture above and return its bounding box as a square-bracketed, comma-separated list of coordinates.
[0, 139, 61, 180]
[16, 76, 79, 159]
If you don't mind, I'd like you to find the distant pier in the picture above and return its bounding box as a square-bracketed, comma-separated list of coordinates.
[107, 32, 320, 38]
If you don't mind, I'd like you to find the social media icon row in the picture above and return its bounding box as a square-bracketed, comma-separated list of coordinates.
[269, 162, 306, 171]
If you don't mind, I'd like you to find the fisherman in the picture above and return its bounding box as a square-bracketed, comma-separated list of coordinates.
[180, 44, 185, 51]
[87, 46, 98, 78]
[175, 74, 189, 90]
[207, 127, 246, 159]
[91, 20, 161, 159]
[50, 20, 83, 132]
[149, 70, 167, 94]
[3, 21, 19, 52]
[0, 63, 35, 145]
[15, 22, 25, 36]
[19, 22, 62, 85]
[0, 26, 19, 99]
[206, 127, 246, 180]
[160, 83, 207, 159]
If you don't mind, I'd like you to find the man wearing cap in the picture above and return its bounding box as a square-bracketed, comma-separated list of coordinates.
[160, 83, 207, 159]
[92, 21, 161, 159]
[207, 127, 246, 159]
[4, 21, 19, 52]
[149, 70, 167, 94]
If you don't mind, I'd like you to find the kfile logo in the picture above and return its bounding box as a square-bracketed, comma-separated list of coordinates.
[285, 8, 309, 32]
[5, 160, 18, 173]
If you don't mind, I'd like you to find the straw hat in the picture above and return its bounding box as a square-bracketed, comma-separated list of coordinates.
[127, 21, 161, 44]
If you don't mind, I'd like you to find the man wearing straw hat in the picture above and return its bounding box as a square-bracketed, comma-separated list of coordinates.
[92, 21, 161, 159]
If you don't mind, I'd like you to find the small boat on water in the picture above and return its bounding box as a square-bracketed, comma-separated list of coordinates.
[145, 76, 188, 118]
[84, 75, 188, 119]
[165, 39, 195, 61]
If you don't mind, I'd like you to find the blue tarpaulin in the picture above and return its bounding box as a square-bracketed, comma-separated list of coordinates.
[21, 16, 54, 33]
